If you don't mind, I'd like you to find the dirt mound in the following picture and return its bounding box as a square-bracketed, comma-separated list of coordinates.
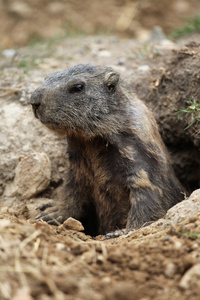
[1, 204, 200, 300]
[133, 42, 200, 191]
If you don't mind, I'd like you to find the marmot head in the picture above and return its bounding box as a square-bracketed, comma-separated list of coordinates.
[31, 64, 128, 138]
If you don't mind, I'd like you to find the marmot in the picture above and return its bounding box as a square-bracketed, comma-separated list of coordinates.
[31, 64, 184, 236]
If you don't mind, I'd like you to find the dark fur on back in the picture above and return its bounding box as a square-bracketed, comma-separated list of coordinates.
[31, 64, 184, 235]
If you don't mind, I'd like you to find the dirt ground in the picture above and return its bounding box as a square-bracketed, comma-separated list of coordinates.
[0, 3, 200, 299]
[1, 0, 200, 48]
[0, 209, 200, 300]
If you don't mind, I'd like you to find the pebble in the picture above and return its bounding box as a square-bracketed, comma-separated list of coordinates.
[55, 243, 65, 250]
[0, 219, 11, 228]
[147, 26, 166, 42]
[137, 65, 150, 72]
[179, 264, 200, 289]
[0, 206, 9, 214]
[165, 189, 200, 224]
[4, 152, 51, 199]
[98, 50, 111, 57]
[164, 262, 176, 278]
[117, 58, 126, 65]
[62, 217, 84, 232]
[2, 49, 17, 59]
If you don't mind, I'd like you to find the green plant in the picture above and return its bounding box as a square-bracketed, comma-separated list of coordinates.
[176, 98, 200, 130]
[170, 15, 200, 39]
[181, 232, 200, 238]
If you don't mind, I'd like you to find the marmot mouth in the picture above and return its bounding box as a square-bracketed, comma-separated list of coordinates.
[32, 107, 39, 119]
[31, 103, 41, 119]
[43, 121, 70, 135]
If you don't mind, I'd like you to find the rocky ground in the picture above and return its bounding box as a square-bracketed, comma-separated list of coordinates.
[0, 33, 200, 299]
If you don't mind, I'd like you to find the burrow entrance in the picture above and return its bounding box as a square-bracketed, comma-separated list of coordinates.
[132, 42, 200, 192]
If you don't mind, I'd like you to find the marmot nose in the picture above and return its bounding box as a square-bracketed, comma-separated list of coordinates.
[31, 89, 43, 118]
[32, 102, 40, 109]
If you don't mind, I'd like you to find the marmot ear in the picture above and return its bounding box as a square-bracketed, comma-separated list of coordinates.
[104, 72, 120, 93]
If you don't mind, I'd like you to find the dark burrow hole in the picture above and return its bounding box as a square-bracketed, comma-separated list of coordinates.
[166, 142, 200, 194]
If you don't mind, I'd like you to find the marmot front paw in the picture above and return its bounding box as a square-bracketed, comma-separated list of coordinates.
[35, 200, 64, 225]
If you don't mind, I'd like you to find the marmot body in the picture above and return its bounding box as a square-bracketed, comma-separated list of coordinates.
[31, 64, 184, 236]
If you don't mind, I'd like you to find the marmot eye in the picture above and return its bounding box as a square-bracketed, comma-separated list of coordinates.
[107, 84, 116, 93]
[69, 84, 84, 93]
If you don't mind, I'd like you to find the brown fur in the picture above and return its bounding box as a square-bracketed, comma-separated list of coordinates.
[31, 64, 184, 236]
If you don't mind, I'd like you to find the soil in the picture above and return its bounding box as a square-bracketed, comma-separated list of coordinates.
[132, 41, 200, 191]
[0, 210, 200, 300]
[0, 11, 200, 300]
[1, 0, 200, 48]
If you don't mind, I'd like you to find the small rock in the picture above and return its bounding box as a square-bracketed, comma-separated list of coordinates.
[62, 217, 84, 232]
[165, 189, 200, 224]
[55, 243, 65, 250]
[8, 2, 32, 18]
[179, 264, 200, 289]
[0, 219, 11, 228]
[147, 26, 166, 42]
[102, 277, 111, 284]
[0, 206, 9, 213]
[22, 145, 30, 152]
[58, 166, 65, 173]
[47, 2, 65, 14]
[173, 240, 182, 250]
[4, 153, 51, 199]
[164, 262, 176, 278]
[96, 254, 105, 264]
[137, 65, 150, 72]
[98, 50, 111, 57]
[110, 65, 126, 73]
[2, 49, 17, 59]
[118, 58, 126, 65]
